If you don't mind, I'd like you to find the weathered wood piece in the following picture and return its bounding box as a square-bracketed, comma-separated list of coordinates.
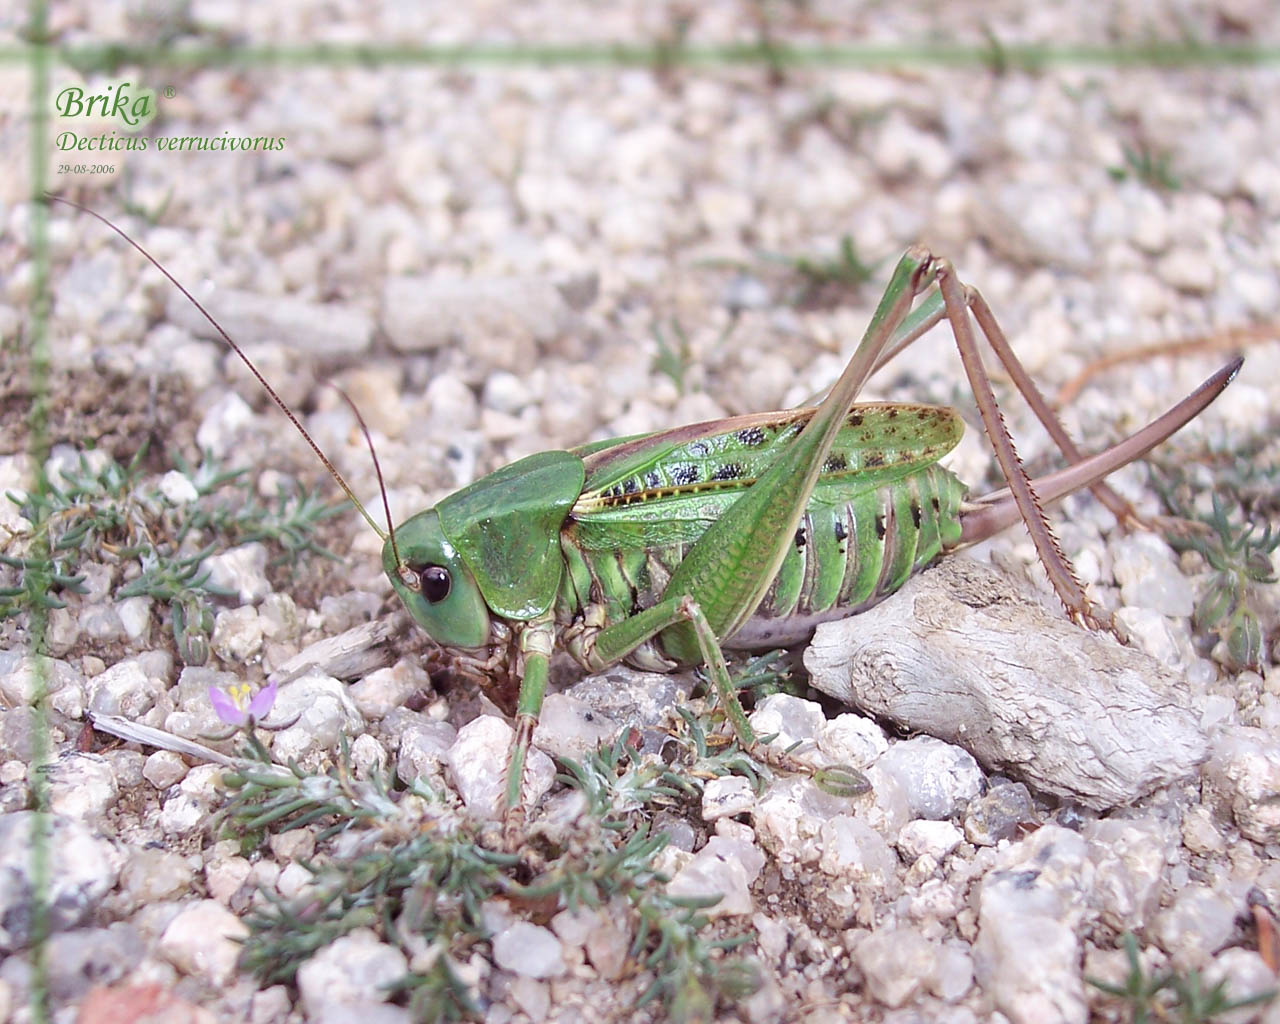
[804, 556, 1206, 809]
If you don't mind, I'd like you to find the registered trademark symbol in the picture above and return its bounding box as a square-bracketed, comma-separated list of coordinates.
[164, 86, 176, 99]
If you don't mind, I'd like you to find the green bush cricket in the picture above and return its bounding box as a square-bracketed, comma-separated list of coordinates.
[55, 197, 1240, 810]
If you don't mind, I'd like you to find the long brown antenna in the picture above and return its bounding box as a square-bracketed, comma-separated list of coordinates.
[47, 193, 388, 542]
[320, 382, 403, 566]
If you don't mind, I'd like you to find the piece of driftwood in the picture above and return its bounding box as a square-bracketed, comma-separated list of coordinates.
[803, 556, 1207, 809]
[267, 614, 401, 686]
[86, 712, 290, 779]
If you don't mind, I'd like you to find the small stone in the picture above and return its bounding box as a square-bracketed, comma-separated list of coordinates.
[562, 667, 692, 755]
[933, 942, 975, 1002]
[383, 275, 572, 355]
[296, 929, 408, 1012]
[1, 654, 84, 707]
[1181, 805, 1227, 855]
[195, 392, 255, 457]
[818, 815, 899, 891]
[1085, 817, 1173, 932]
[871, 111, 955, 181]
[350, 659, 428, 720]
[276, 862, 313, 900]
[531, 693, 620, 758]
[1199, 693, 1237, 730]
[158, 764, 224, 835]
[121, 847, 194, 903]
[856, 926, 939, 1008]
[444, 716, 554, 818]
[80, 603, 126, 643]
[1155, 248, 1217, 294]
[819, 713, 889, 769]
[45, 752, 119, 822]
[87, 656, 161, 718]
[877, 737, 984, 821]
[143, 750, 189, 790]
[0, 812, 122, 952]
[160, 470, 200, 505]
[550, 906, 596, 949]
[43, 924, 143, 1003]
[419, 374, 479, 433]
[395, 719, 457, 784]
[981, 181, 1092, 270]
[249, 986, 292, 1024]
[159, 792, 205, 835]
[482, 371, 534, 414]
[117, 597, 153, 644]
[74, 983, 218, 1024]
[44, 607, 80, 655]
[722, 274, 770, 312]
[1153, 883, 1237, 969]
[973, 827, 1090, 1024]
[491, 921, 565, 979]
[205, 855, 253, 906]
[584, 904, 630, 980]
[750, 776, 841, 865]
[317, 592, 382, 633]
[1204, 727, 1280, 843]
[508, 976, 550, 1021]
[1110, 533, 1195, 617]
[267, 673, 366, 765]
[898, 819, 964, 862]
[1, 706, 37, 762]
[158, 899, 248, 986]
[200, 542, 271, 605]
[666, 836, 766, 917]
[212, 605, 263, 662]
[258, 593, 300, 643]
[349, 733, 389, 779]
[963, 782, 1035, 847]
[1203, 948, 1274, 1024]
[701, 776, 756, 821]
[856, 764, 913, 837]
[749, 693, 826, 767]
[102, 749, 145, 789]
[268, 828, 314, 863]
[168, 287, 373, 358]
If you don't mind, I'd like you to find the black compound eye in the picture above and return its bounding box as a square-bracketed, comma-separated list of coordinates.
[419, 565, 451, 603]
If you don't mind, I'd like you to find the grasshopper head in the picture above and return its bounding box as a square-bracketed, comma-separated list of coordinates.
[382, 508, 492, 649]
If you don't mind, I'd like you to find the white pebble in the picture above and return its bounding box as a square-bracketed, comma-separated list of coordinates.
[444, 716, 555, 819]
[491, 921, 565, 979]
[158, 899, 248, 986]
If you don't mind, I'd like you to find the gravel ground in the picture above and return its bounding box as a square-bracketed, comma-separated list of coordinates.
[4, 3, 1280, 1023]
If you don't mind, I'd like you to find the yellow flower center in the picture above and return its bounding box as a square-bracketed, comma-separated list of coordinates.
[228, 683, 255, 711]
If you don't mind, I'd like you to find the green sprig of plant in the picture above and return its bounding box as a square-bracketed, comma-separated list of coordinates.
[651, 317, 695, 396]
[1088, 932, 1275, 1023]
[766, 233, 879, 308]
[222, 703, 765, 1022]
[1107, 141, 1181, 191]
[1151, 454, 1278, 672]
[0, 446, 344, 664]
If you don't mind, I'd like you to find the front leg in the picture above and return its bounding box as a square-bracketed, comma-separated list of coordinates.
[503, 614, 556, 810]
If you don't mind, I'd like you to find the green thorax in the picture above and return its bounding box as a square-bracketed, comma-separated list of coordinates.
[436, 450, 584, 619]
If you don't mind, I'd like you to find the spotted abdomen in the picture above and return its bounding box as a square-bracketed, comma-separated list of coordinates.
[731, 462, 967, 646]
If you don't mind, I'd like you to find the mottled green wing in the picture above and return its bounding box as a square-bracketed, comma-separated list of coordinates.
[571, 403, 962, 549]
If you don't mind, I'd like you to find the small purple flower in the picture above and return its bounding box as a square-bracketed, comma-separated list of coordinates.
[209, 681, 278, 727]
